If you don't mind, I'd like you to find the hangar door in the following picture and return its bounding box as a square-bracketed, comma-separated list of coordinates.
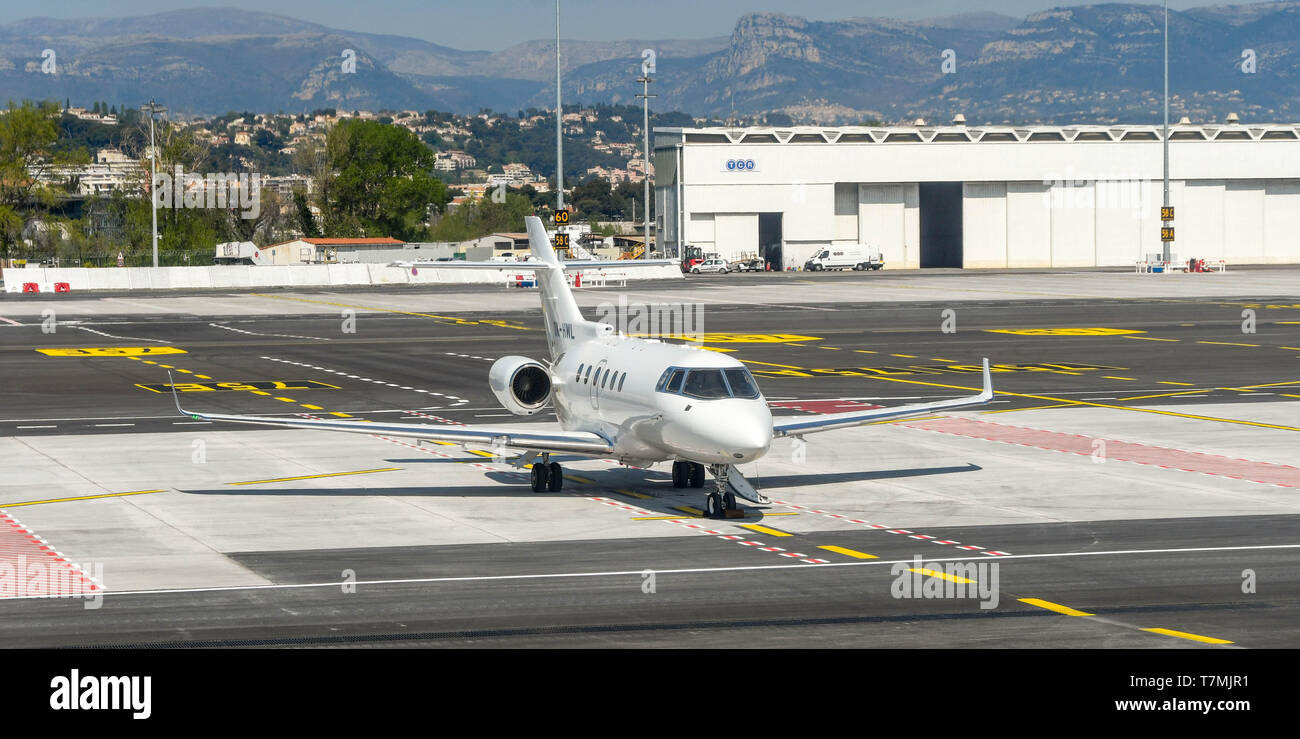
[919, 182, 964, 267]
[714, 213, 758, 260]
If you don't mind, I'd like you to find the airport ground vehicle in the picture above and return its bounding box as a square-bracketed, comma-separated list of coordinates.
[680, 245, 704, 272]
[690, 258, 730, 274]
[730, 257, 764, 272]
[804, 245, 884, 271]
[213, 241, 268, 266]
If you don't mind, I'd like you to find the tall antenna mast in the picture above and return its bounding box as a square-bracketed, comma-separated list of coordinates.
[555, 0, 564, 212]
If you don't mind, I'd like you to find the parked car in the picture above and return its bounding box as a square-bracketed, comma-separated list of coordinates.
[804, 245, 884, 271]
[690, 258, 730, 274]
[490, 252, 519, 263]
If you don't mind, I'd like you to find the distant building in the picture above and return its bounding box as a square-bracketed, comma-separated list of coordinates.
[263, 236, 404, 265]
[34, 148, 142, 196]
[434, 150, 477, 171]
[655, 120, 1300, 267]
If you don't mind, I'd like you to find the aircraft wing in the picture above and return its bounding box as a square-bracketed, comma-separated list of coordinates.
[169, 382, 613, 455]
[771, 358, 994, 438]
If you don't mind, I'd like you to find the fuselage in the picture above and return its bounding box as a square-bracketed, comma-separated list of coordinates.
[549, 328, 773, 466]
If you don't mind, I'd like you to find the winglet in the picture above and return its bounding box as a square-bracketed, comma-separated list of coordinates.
[980, 357, 994, 401]
[167, 370, 201, 420]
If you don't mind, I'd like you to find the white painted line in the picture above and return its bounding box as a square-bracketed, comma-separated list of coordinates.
[7, 543, 1295, 602]
[15, 425, 56, 429]
[93, 423, 135, 427]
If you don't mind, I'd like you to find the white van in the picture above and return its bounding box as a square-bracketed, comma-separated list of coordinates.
[804, 245, 884, 271]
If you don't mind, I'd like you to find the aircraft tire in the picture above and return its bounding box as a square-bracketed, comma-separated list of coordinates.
[705, 493, 722, 518]
[671, 461, 685, 488]
[689, 462, 706, 488]
[723, 491, 737, 510]
[547, 462, 563, 491]
[530, 462, 548, 493]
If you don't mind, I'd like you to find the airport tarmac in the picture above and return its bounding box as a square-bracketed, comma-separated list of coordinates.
[0, 270, 1297, 647]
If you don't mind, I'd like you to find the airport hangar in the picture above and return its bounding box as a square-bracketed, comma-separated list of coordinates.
[652, 118, 1300, 269]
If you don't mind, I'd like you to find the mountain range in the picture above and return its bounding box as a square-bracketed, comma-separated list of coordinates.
[1, 3, 1297, 124]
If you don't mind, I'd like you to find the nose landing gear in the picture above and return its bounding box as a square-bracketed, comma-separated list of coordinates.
[672, 460, 740, 518]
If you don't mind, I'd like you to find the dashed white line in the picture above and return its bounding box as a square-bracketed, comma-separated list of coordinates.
[73, 326, 169, 343]
[211, 323, 330, 341]
[261, 356, 468, 406]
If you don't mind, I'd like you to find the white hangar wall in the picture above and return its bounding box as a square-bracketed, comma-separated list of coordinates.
[655, 124, 1300, 268]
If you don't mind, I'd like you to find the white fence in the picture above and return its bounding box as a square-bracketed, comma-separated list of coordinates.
[3, 263, 681, 293]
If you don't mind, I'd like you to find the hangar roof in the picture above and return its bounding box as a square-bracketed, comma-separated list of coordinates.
[655, 122, 1300, 144]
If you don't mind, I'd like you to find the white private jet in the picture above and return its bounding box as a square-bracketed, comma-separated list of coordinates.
[173, 215, 994, 518]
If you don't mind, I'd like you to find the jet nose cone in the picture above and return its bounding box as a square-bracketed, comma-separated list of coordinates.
[721, 404, 772, 462]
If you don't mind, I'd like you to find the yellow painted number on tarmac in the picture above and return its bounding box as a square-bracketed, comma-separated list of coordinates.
[37, 346, 188, 357]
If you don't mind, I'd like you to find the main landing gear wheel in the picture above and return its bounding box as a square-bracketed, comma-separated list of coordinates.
[723, 491, 737, 510]
[671, 461, 686, 488]
[688, 462, 705, 488]
[547, 461, 563, 491]
[530, 462, 549, 493]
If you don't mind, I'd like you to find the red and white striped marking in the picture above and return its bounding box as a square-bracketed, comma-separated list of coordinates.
[403, 410, 465, 426]
[903, 416, 1300, 490]
[0, 511, 101, 597]
[769, 499, 1011, 556]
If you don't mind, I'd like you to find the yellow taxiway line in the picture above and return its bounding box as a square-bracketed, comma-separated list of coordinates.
[227, 467, 400, 486]
[0, 489, 167, 508]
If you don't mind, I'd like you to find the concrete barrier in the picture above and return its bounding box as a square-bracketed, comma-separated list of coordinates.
[4, 260, 684, 292]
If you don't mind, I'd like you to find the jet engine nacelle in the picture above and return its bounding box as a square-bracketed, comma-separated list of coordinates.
[488, 355, 553, 416]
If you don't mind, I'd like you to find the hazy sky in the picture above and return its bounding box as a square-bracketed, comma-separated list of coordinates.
[1, 1, 1243, 50]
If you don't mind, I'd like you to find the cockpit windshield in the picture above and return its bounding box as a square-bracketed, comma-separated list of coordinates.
[682, 369, 729, 399]
[656, 366, 762, 400]
[724, 368, 760, 399]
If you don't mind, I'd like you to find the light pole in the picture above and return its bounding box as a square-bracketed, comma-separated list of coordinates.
[555, 0, 563, 212]
[636, 72, 655, 258]
[142, 99, 167, 268]
[1161, 0, 1171, 264]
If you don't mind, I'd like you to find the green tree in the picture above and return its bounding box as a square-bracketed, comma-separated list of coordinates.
[0, 100, 88, 255]
[293, 189, 320, 238]
[320, 119, 447, 240]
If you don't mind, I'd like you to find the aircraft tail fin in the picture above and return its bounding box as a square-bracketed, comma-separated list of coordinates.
[525, 215, 586, 357]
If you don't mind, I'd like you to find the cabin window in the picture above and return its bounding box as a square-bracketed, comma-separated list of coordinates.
[617, 373, 627, 391]
[584, 365, 593, 383]
[600, 369, 609, 388]
[682, 369, 730, 399]
[576, 363, 584, 383]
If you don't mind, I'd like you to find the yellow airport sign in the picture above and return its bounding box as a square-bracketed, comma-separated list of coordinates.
[37, 346, 187, 357]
